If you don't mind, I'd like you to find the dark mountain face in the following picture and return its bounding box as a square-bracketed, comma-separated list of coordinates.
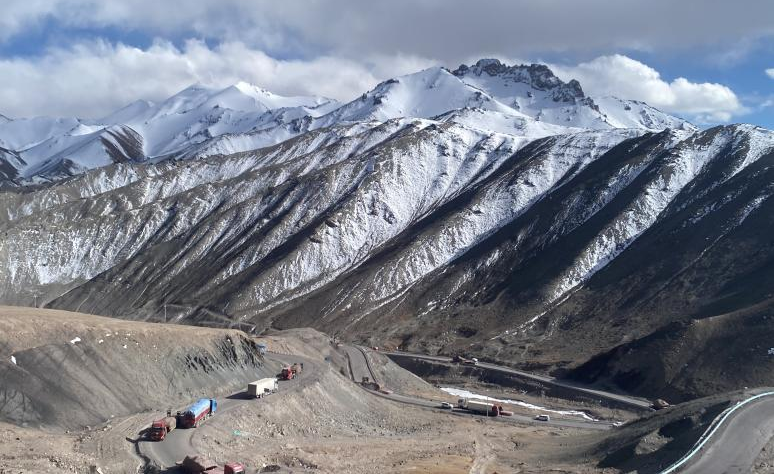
[233, 125, 774, 402]
[1, 62, 772, 402]
[0, 148, 23, 183]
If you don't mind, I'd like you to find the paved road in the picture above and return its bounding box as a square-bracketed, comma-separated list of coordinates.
[343, 345, 373, 384]
[679, 395, 774, 474]
[383, 350, 652, 411]
[138, 352, 316, 469]
[345, 345, 612, 431]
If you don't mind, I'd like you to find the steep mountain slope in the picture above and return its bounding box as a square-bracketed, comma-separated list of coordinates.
[1, 60, 773, 402]
[0, 147, 24, 183]
[0, 306, 268, 429]
[33, 123, 772, 402]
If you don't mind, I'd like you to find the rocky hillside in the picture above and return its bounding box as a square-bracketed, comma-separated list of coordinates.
[0, 306, 270, 429]
[1, 59, 772, 401]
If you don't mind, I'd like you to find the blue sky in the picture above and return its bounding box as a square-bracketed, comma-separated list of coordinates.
[0, 0, 771, 128]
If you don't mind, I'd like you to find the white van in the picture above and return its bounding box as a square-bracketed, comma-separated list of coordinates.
[534, 414, 550, 421]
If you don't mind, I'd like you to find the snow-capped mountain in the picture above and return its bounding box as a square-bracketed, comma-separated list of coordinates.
[0, 83, 339, 183]
[453, 59, 694, 131]
[0, 59, 690, 185]
[2, 59, 773, 401]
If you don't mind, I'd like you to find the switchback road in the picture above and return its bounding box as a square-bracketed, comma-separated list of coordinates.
[344, 345, 613, 431]
[383, 350, 652, 411]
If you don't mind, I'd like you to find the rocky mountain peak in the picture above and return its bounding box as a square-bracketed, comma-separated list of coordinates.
[453, 59, 585, 101]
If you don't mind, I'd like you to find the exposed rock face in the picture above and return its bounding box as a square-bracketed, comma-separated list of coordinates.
[454, 60, 585, 100]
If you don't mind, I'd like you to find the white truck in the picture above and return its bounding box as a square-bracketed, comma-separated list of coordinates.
[457, 398, 502, 416]
[248, 378, 278, 398]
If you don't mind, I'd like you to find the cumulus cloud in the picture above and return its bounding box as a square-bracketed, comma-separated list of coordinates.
[1, 0, 774, 61]
[0, 39, 434, 118]
[0, 42, 745, 124]
[552, 55, 744, 122]
[0, 0, 762, 123]
[767, 68, 774, 79]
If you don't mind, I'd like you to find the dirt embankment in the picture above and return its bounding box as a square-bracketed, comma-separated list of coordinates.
[0, 306, 272, 430]
[255, 327, 349, 375]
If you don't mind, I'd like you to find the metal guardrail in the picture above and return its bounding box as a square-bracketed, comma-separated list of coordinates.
[658, 391, 774, 474]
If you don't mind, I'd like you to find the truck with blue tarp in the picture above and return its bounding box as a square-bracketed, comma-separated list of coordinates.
[177, 398, 217, 428]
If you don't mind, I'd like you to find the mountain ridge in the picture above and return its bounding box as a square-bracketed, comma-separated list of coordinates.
[0, 59, 691, 185]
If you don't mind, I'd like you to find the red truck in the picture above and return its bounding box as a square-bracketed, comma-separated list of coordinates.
[177, 455, 245, 474]
[280, 366, 294, 380]
[281, 363, 303, 380]
[149, 416, 176, 441]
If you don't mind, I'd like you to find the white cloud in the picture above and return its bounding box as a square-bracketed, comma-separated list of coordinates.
[0, 39, 435, 118]
[2, 1, 774, 61]
[0, 40, 745, 126]
[766, 68, 774, 79]
[551, 55, 744, 122]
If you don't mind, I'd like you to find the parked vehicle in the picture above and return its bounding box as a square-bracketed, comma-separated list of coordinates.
[256, 343, 267, 355]
[177, 399, 217, 428]
[535, 414, 550, 421]
[149, 416, 176, 441]
[248, 378, 278, 398]
[440, 402, 453, 409]
[177, 455, 245, 474]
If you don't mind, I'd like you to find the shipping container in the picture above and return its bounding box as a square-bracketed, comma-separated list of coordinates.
[247, 378, 278, 398]
[457, 398, 501, 416]
[178, 398, 217, 428]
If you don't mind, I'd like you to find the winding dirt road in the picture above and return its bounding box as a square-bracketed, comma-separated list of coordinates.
[138, 352, 318, 470]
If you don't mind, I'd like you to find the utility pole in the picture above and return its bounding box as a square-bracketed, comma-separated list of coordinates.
[164, 304, 167, 323]
[33, 293, 38, 308]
